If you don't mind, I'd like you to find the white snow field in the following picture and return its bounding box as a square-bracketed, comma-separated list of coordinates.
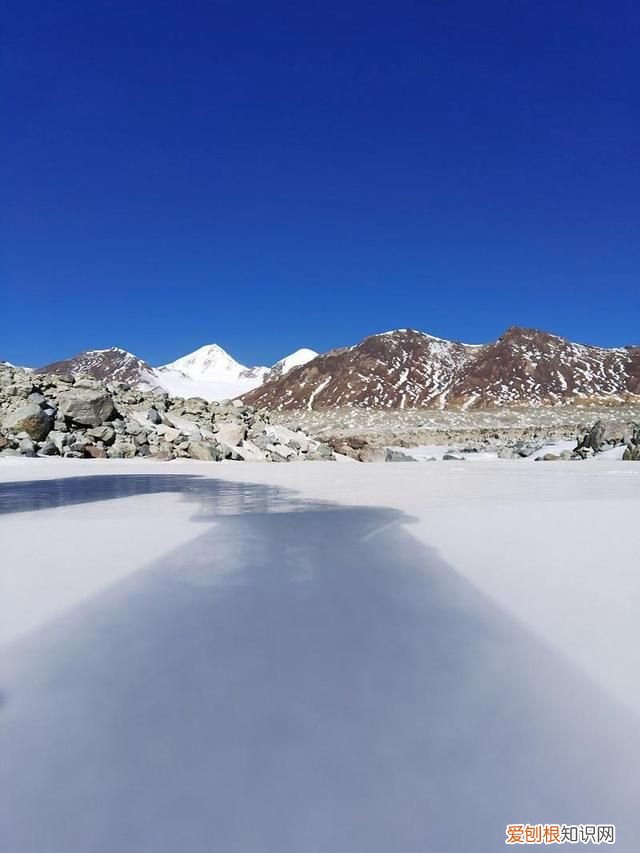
[1, 458, 639, 852]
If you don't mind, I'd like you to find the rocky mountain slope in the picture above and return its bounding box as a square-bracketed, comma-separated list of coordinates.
[244, 328, 640, 411]
[39, 348, 155, 385]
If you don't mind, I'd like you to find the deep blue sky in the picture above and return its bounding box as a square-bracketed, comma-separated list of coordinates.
[3, 0, 639, 368]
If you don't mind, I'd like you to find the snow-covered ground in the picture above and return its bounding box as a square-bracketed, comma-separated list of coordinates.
[385, 438, 628, 461]
[1, 459, 639, 851]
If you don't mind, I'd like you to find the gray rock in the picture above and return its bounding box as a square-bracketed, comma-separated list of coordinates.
[443, 453, 464, 461]
[183, 397, 208, 415]
[146, 408, 162, 425]
[215, 420, 247, 447]
[314, 443, 335, 460]
[47, 430, 71, 453]
[188, 441, 219, 461]
[84, 444, 108, 459]
[37, 440, 59, 456]
[497, 448, 516, 459]
[385, 448, 416, 462]
[234, 440, 268, 461]
[107, 439, 136, 459]
[87, 425, 115, 445]
[18, 436, 37, 456]
[157, 426, 180, 443]
[267, 443, 296, 462]
[2, 402, 52, 441]
[27, 392, 47, 407]
[57, 388, 115, 426]
[515, 442, 542, 458]
[575, 446, 595, 459]
[150, 443, 175, 461]
[577, 420, 624, 454]
[124, 419, 145, 436]
[623, 444, 640, 461]
[357, 445, 386, 463]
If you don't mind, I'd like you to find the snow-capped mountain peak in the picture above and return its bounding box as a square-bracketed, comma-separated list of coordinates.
[160, 343, 261, 382]
[265, 348, 318, 381]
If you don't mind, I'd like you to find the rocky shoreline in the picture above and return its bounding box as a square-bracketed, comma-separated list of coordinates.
[324, 419, 640, 462]
[0, 364, 335, 462]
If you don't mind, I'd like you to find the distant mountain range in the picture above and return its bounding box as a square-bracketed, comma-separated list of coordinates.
[36, 345, 318, 402]
[10, 327, 640, 409]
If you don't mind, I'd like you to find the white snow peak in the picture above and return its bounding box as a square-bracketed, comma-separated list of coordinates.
[160, 343, 262, 382]
[270, 348, 318, 376]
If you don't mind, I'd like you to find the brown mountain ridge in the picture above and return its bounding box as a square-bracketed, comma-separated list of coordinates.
[243, 327, 640, 411]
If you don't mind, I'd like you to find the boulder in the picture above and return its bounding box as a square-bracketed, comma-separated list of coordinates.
[47, 430, 71, 454]
[183, 397, 208, 415]
[623, 443, 640, 461]
[87, 425, 115, 445]
[267, 443, 296, 462]
[497, 448, 516, 459]
[165, 414, 202, 438]
[330, 442, 360, 460]
[515, 441, 542, 458]
[57, 388, 115, 426]
[156, 425, 180, 443]
[188, 441, 219, 461]
[17, 436, 37, 456]
[313, 443, 335, 460]
[443, 453, 465, 461]
[37, 439, 59, 456]
[577, 420, 624, 454]
[234, 440, 268, 462]
[2, 402, 52, 441]
[107, 439, 137, 459]
[357, 445, 386, 463]
[27, 392, 47, 407]
[84, 444, 108, 459]
[124, 419, 145, 436]
[150, 443, 176, 461]
[385, 449, 416, 462]
[214, 420, 247, 447]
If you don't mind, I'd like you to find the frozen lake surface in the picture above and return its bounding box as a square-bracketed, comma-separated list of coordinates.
[1, 460, 639, 852]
